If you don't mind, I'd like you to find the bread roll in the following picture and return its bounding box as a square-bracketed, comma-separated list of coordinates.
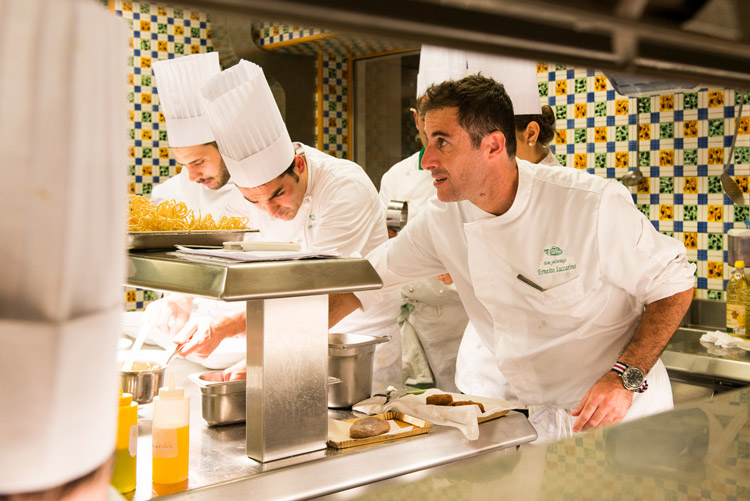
[349, 417, 390, 438]
[449, 400, 485, 412]
[426, 394, 454, 406]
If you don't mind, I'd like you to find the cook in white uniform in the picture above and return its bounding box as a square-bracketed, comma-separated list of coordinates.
[379, 45, 469, 391]
[146, 53, 241, 335]
[150, 52, 236, 217]
[330, 74, 694, 442]
[170, 60, 402, 386]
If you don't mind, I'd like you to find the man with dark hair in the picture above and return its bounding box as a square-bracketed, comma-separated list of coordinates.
[331, 74, 695, 442]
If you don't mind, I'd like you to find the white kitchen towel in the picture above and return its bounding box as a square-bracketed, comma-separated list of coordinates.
[700, 330, 743, 348]
[353, 388, 517, 440]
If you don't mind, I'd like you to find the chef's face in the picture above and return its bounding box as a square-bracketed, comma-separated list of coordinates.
[172, 143, 230, 190]
[421, 107, 489, 203]
[237, 156, 306, 221]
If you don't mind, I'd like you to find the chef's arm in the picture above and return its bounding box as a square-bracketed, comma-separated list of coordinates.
[175, 310, 247, 358]
[571, 287, 693, 432]
[328, 293, 362, 328]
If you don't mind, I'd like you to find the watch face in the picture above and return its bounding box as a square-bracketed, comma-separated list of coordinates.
[622, 367, 644, 390]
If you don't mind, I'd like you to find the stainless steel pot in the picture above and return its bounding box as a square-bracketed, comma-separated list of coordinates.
[120, 360, 165, 404]
[386, 200, 408, 232]
[327, 332, 390, 408]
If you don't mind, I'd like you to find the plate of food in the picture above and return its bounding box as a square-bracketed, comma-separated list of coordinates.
[127, 195, 257, 250]
[327, 412, 431, 449]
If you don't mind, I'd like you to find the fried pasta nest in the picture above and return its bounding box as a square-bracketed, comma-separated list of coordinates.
[128, 195, 248, 232]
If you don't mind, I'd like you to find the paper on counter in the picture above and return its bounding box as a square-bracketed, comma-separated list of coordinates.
[175, 245, 340, 262]
[353, 388, 518, 441]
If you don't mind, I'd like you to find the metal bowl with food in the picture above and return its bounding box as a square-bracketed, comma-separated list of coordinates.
[118, 351, 166, 404]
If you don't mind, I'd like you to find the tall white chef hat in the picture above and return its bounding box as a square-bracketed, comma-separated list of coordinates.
[416, 44, 468, 99]
[0, 0, 126, 494]
[152, 52, 221, 147]
[466, 52, 542, 114]
[201, 60, 294, 188]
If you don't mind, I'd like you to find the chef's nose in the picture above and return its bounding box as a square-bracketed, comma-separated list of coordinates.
[421, 145, 436, 171]
[186, 165, 203, 182]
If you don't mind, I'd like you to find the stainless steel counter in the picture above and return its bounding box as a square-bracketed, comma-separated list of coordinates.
[128, 355, 537, 500]
[319, 386, 750, 500]
[662, 326, 750, 386]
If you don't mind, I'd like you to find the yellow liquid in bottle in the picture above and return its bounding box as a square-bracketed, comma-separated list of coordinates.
[111, 447, 137, 494]
[152, 425, 189, 494]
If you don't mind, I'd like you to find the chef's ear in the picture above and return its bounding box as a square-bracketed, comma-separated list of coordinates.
[294, 154, 306, 175]
[484, 130, 507, 159]
[524, 121, 541, 144]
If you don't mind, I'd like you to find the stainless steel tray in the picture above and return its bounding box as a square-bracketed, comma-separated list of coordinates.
[127, 229, 257, 250]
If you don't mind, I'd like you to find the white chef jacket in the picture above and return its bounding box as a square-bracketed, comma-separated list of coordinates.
[150, 169, 237, 219]
[357, 158, 695, 438]
[379, 150, 468, 391]
[456, 150, 563, 398]
[225, 143, 403, 386]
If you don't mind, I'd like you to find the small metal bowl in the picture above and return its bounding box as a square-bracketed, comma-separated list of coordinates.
[120, 360, 165, 404]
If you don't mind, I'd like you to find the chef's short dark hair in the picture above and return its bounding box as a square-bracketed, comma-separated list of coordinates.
[422, 74, 517, 157]
[278, 157, 298, 182]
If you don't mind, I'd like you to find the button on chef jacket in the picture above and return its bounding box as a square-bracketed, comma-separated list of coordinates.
[357, 158, 695, 414]
[224, 143, 403, 385]
[150, 169, 237, 220]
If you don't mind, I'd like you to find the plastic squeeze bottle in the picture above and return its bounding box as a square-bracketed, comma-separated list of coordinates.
[726, 260, 750, 338]
[111, 389, 138, 494]
[152, 373, 190, 495]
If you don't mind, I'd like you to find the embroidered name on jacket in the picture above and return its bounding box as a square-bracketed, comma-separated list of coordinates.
[537, 245, 577, 275]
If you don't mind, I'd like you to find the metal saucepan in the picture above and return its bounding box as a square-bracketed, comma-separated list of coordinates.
[386, 200, 408, 232]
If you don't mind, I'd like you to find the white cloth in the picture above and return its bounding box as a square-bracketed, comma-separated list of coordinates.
[201, 60, 295, 188]
[538, 149, 560, 166]
[152, 52, 220, 147]
[700, 330, 743, 348]
[0, 0, 127, 491]
[379, 150, 469, 391]
[352, 388, 516, 440]
[357, 158, 695, 436]
[225, 143, 402, 386]
[150, 169, 237, 219]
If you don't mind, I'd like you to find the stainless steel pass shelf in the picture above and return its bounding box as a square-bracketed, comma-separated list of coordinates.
[126, 250, 383, 300]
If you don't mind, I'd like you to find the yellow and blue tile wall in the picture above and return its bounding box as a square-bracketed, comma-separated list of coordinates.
[113, 0, 214, 310]
[536, 63, 750, 301]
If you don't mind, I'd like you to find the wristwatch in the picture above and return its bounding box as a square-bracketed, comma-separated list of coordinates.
[610, 361, 648, 392]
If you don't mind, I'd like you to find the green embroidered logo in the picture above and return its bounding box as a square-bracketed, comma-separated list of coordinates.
[309, 213, 316, 220]
[544, 246, 563, 256]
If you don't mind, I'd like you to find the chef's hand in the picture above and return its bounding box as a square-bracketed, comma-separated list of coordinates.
[223, 360, 247, 381]
[571, 371, 634, 432]
[437, 273, 453, 285]
[143, 294, 194, 339]
[171, 316, 224, 359]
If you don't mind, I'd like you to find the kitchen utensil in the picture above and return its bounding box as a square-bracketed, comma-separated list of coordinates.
[164, 344, 182, 366]
[189, 371, 246, 426]
[127, 229, 257, 250]
[386, 200, 409, 232]
[189, 371, 344, 426]
[120, 360, 165, 405]
[720, 101, 745, 205]
[622, 109, 645, 187]
[327, 333, 391, 408]
[121, 321, 151, 372]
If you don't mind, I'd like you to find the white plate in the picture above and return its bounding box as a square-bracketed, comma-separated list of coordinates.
[735, 340, 750, 351]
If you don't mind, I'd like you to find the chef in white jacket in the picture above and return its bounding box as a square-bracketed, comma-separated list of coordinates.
[171, 60, 402, 386]
[330, 74, 695, 442]
[146, 52, 240, 334]
[150, 52, 235, 217]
